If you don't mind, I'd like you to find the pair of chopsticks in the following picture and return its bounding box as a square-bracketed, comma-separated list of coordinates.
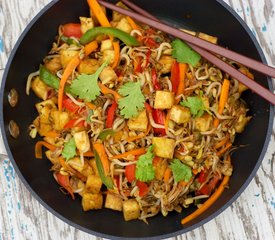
[98, 0, 275, 105]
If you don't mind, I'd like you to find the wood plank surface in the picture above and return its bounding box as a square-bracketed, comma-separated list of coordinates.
[0, 0, 275, 239]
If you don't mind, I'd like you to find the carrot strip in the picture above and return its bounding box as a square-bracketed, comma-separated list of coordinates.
[35, 141, 56, 159]
[214, 134, 229, 150]
[110, 148, 146, 160]
[111, 41, 120, 69]
[176, 63, 187, 104]
[164, 168, 171, 183]
[98, 83, 121, 101]
[93, 142, 110, 174]
[87, 0, 111, 27]
[43, 131, 60, 138]
[217, 143, 232, 157]
[192, 169, 199, 175]
[86, 102, 97, 110]
[83, 151, 94, 157]
[181, 175, 230, 225]
[213, 118, 220, 128]
[58, 55, 80, 111]
[59, 157, 87, 182]
[179, 180, 188, 187]
[84, 40, 98, 56]
[126, 133, 145, 142]
[126, 16, 139, 30]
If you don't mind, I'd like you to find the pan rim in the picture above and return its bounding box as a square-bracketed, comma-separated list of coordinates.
[0, 0, 274, 239]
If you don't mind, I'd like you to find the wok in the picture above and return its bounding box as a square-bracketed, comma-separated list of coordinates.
[0, 0, 273, 238]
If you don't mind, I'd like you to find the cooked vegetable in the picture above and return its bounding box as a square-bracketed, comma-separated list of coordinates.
[62, 138, 77, 160]
[169, 159, 192, 183]
[181, 96, 209, 118]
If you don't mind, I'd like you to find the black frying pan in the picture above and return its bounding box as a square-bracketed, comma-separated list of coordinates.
[0, 0, 273, 239]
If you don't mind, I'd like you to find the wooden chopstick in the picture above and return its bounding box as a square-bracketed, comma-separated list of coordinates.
[98, 0, 275, 105]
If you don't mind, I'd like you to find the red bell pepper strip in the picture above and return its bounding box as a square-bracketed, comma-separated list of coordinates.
[135, 59, 143, 73]
[125, 164, 136, 183]
[62, 96, 79, 112]
[198, 170, 208, 184]
[197, 174, 221, 195]
[145, 49, 151, 68]
[144, 102, 152, 113]
[143, 37, 159, 48]
[64, 119, 85, 129]
[151, 67, 161, 90]
[62, 23, 82, 39]
[136, 181, 149, 197]
[106, 101, 118, 128]
[171, 62, 180, 93]
[55, 172, 75, 199]
[152, 109, 166, 136]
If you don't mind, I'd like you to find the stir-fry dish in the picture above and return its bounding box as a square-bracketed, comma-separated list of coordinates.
[27, 0, 253, 223]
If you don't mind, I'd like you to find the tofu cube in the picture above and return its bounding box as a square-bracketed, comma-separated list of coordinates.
[116, 17, 132, 33]
[82, 193, 103, 211]
[122, 199, 140, 221]
[38, 123, 52, 137]
[35, 98, 56, 114]
[80, 17, 94, 34]
[85, 175, 102, 194]
[154, 91, 175, 110]
[73, 131, 90, 153]
[153, 158, 168, 181]
[235, 115, 251, 133]
[81, 164, 94, 178]
[170, 105, 191, 124]
[45, 150, 59, 165]
[194, 114, 213, 132]
[100, 39, 113, 52]
[99, 66, 118, 85]
[44, 57, 62, 73]
[89, 159, 99, 176]
[152, 137, 175, 159]
[159, 55, 174, 74]
[198, 32, 218, 44]
[102, 50, 115, 65]
[31, 77, 51, 100]
[105, 193, 123, 211]
[127, 110, 148, 132]
[77, 58, 99, 74]
[60, 49, 79, 68]
[50, 110, 70, 131]
[39, 105, 53, 124]
[67, 157, 85, 172]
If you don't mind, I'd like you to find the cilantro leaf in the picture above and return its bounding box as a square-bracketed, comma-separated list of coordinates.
[118, 81, 145, 119]
[135, 146, 155, 182]
[171, 39, 201, 67]
[181, 96, 207, 118]
[62, 138, 76, 160]
[70, 62, 108, 102]
[170, 159, 192, 183]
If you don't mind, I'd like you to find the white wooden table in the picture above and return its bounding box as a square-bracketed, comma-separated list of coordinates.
[0, 0, 275, 239]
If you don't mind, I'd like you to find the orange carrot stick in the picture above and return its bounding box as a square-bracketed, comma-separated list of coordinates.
[84, 40, 98, 56]
[126, 16, 140, 30]
[181, 175, 230, 224]
[217, 143, 232, 157]
[126, 133, 145, 142]
[35, 141, 56, 159]
[164, 168, 171, 183]
[86, 102, 97, 110]
[43, 131, 60, 138]
[87, 0, 111, 27]
[112, 41, 120, 69]
[110, 148, 146, 160]
[176, 63, 187, 104]
[213, 118, 220, 128]
[98, 83, 121, 101]
[93, 142, 110, 174]
[58, 55, 80, 111]
[214, 134, 229, 150]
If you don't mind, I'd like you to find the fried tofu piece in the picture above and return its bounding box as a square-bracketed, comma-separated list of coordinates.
[44, 57, 62, 73]
[235, 115, 251, 133]
[80, 17, 94, 34]
[38, 123, 52, 137]
[170, 105, 191, 124]
[100, 39, 113, 52]
[153, 158, 168, 181]
[31, 77, 51, 100]
[73, 131, 90, 153]
[99, 66, 118, 85]
[194, 114, 213, 132]
[159, 55, 174, 74]
[198, 32, 218, 44]
[82, 193, 103, 211]
[50, 109, 70, 131]
[60, 49, 79, 68]
[67, 157, 85, 172]
[89, 159, 99, 176]
[152, 137, 175, 159]
[35, 98, 56, 114]
[154, 91, 175, 110]
[116, 17, 132, 33]
[102, 50, 115, 65]
[105, 193, 123, 211]
[127, 110, 148, 132]
[122, 199, 140, 221]
[77, 58, 99, 74]
[45, 150, 59, 165]
[85, 175, 102, 194]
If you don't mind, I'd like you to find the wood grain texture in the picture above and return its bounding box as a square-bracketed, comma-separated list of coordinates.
[0, 0, 275, 239]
